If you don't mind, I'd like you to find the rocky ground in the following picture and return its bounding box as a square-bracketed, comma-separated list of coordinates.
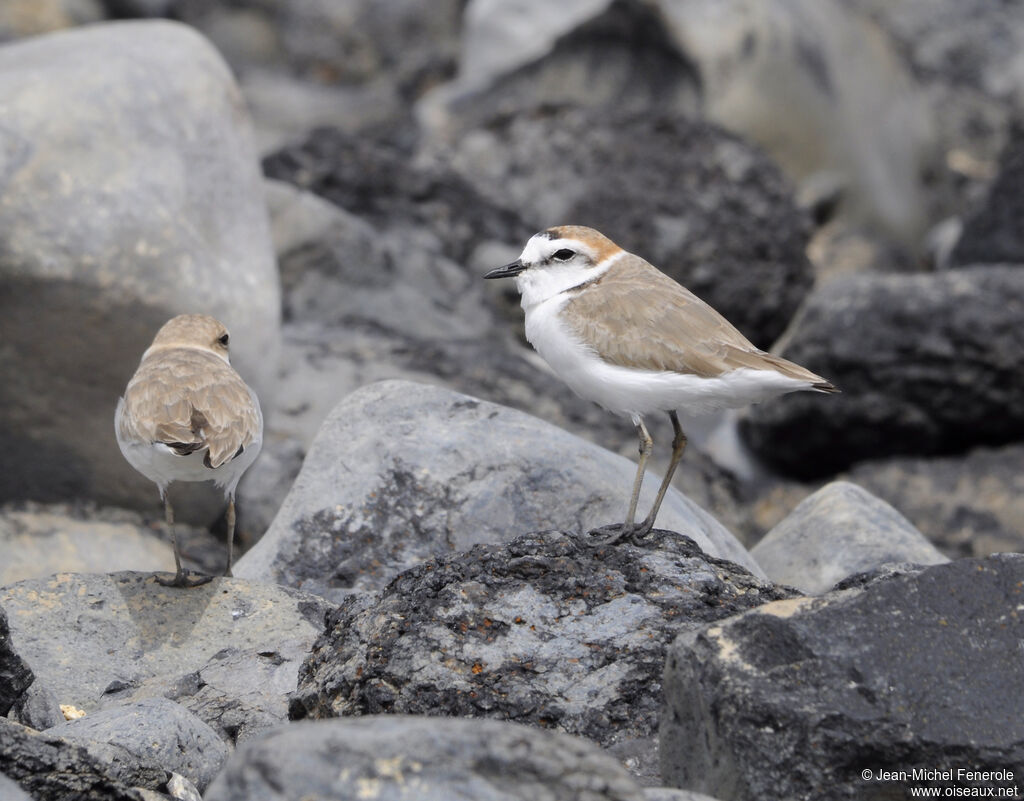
[1, 2, 1023, 800]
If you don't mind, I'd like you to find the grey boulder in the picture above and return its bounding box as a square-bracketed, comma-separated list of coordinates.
[742, 265, 1024, 477]
[289, 528, 796, 782]
[0, 716, 164, 801]
[236, 380, 762, 600]
[45, 697, 227, 792]
[751, 481, 948, 594]
[205, 716, 647, 801]
[0, 20, 279, 517]
[661, 554, 1024, 800]
[0, 572, 332, 745]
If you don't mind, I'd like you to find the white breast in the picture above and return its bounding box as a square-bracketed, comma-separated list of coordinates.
[523, 295, 820, 423]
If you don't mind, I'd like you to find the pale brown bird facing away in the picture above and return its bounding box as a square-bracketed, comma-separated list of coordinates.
[115, 314, 263, 587]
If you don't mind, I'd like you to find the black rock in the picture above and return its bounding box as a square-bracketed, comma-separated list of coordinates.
[0, 717, 165, 801]
[289, 529, 796, 772]
[262, 128, 532, 264]
[0, 605, 32, 717]
[661, 554, 1024, 800]
[742, 265, 1024, 477]
[952, 121, 1024, 266]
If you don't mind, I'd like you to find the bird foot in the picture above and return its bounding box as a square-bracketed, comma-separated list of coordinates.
[588, 521, 653, 547]
[156, 570, 213, 588]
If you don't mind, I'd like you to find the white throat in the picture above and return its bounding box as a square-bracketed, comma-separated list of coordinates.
[516, 251, 621, 310]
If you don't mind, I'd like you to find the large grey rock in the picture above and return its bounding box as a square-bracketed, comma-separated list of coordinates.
[0, 572, 332, 745]
[46, 697, 227, 792]
[751, 481, 948, 594]
[661, 554, 1024, 800]
[290, 528, 796, 783]
[0, 20, 280, 516]
[0, 605, 32, 717]
[432, 107, 814, 348]
[0, 717, 163, 801]
[206, 716, 647, 801]
[237, 381, 762, 600]
[742, 266, 1024, 477]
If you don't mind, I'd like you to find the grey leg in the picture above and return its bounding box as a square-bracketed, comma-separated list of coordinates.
[156, 493, 212, 588]
[634, 411, 687, 537]
[590, 418, 654, 545]
[625, 419, 654, 527]
[223, 497, 235, 578]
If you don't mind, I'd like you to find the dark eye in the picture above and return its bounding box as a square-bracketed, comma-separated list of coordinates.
[552, 248, 575, 261]
[218, 333, 230, 347]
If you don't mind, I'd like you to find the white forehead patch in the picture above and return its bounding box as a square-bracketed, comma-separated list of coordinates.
[519, 234, 594, 266]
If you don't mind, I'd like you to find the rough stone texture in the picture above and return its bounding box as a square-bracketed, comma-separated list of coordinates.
[0, 605, 33, 717]
[0, 501, 226, 584]
[952, 121, 1024, 265]
[46, 697, 228, 792]
[0, 573, 332, 746]
[750, 481, 948, 594]
[433, 107, 814, 348]
[0, 717, 162, 801]
[661, 554, 1024, 800]
[742, 266, 1024, 477]
[237, 381, 761, 601]
[263, 127, 532, 265]
[206, 716, 648, 801]
[289, 528, 796, 782]
[0, 20, 280, 517]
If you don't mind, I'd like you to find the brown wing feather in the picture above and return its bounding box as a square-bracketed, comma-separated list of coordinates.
[119, 349, 260, 468]
[564, 253, 834, 387]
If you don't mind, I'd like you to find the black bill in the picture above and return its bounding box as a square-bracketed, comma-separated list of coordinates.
[483, 259, 525, 279]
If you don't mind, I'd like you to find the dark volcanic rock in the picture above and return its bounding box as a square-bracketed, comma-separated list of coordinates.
[262, 127, 531, 264]
[742, 265, 1024, 477]
[289, 529, 796, 769]
[661, 554, 1024, 800]
[0, 605, 32, 717]
[206, 716, 648, 801]
[0, 717, 163, 801]
[952, 122, 1024, 265]
[437, 107, 814, 348]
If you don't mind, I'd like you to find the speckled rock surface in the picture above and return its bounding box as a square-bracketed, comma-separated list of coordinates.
[290, 529, 796, 780]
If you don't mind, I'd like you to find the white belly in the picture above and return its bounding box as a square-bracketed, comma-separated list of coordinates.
[524, 295, 815, 422]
